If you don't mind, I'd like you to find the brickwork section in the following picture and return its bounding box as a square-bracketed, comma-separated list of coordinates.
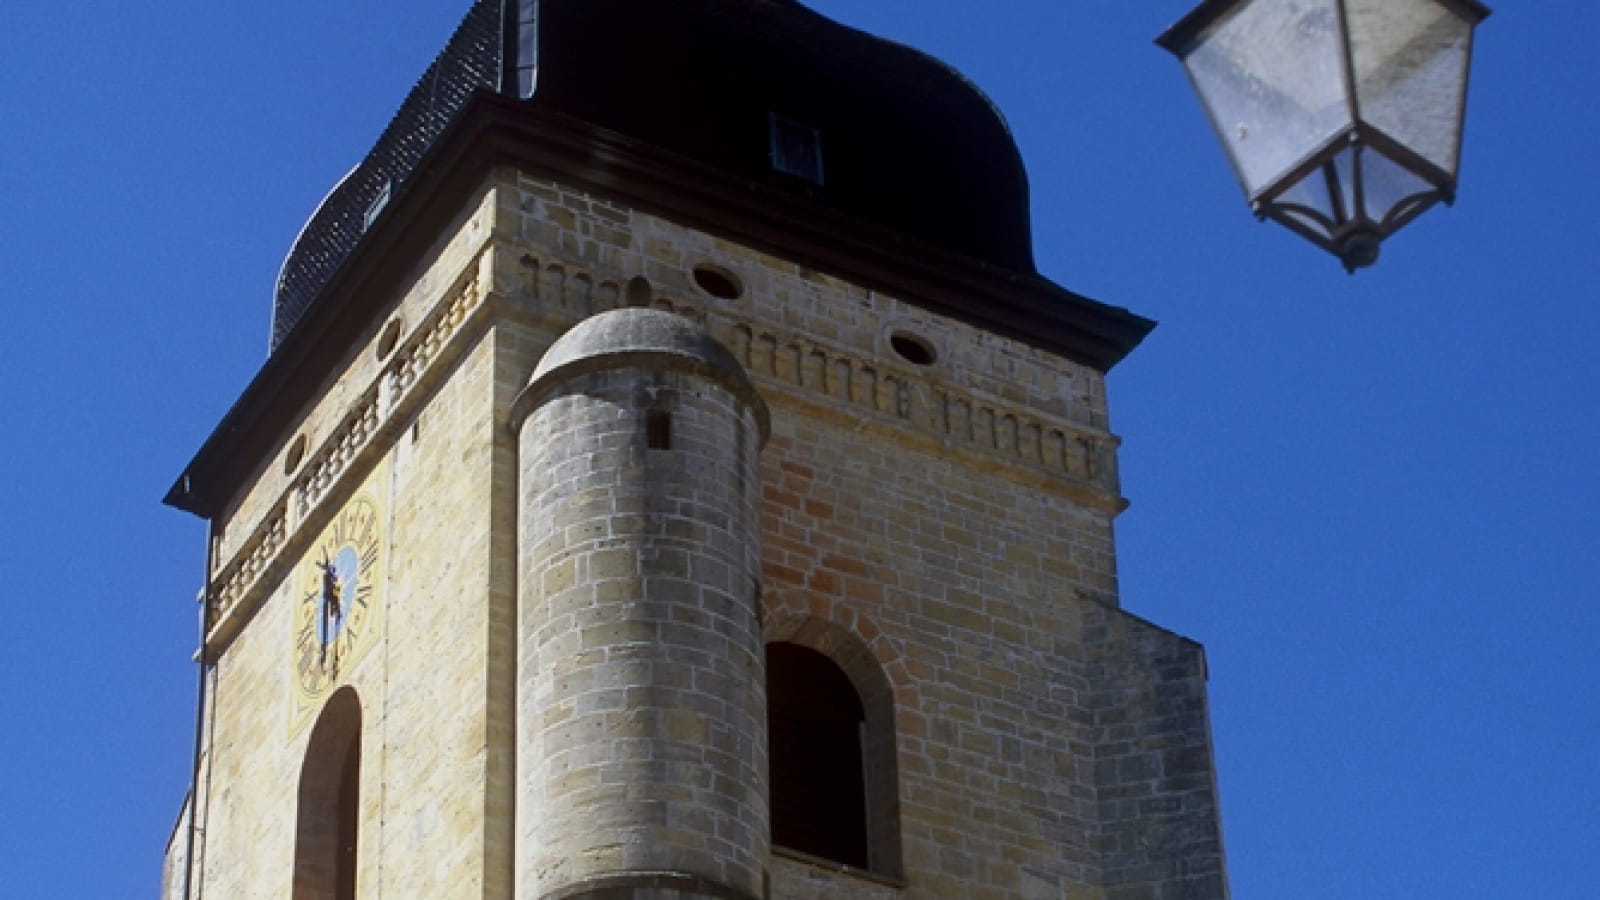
[759, 410, 1108, 898]
[516, 357, 768, 898]
[1086, 608, 1228, 900]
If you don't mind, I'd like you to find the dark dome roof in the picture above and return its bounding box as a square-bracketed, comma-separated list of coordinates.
[271, 0, 1036, 347]
[534, 0, 1034, 266]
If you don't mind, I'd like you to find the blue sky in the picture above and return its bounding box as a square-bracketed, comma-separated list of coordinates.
[2, 1, 1596, 896]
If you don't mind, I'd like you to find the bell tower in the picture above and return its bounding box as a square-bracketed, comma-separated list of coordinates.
[163, 2, 1228, 898]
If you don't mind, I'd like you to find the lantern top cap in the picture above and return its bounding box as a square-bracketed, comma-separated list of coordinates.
[1155, 0, 1492, 55]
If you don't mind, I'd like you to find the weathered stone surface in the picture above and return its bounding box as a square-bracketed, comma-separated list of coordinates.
[516, 310, 768, 899]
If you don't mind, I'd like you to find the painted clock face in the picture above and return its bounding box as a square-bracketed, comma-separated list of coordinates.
[294, 495, 383, 697]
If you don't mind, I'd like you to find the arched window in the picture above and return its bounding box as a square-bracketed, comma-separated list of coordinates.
[293, 687, 362, 900]
[765, 641, 900, 876]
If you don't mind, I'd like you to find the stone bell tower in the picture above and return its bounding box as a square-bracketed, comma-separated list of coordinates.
[163, 2, 1228, 899]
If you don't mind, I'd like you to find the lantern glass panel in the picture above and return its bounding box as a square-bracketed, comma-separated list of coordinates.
[1181, 0, 1351, 199]
[1277, 161, 1338, 239]
[1275, 144, 1357, 236]
[1346, 0, 1474, 175]
[1359, 145, 1437, 224]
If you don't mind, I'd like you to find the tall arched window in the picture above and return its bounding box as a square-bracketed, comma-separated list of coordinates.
[765, 640, 900, 876]
[293, 687, 362, 900]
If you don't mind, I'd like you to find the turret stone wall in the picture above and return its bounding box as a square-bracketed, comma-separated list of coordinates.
[512, 309, 771, 898]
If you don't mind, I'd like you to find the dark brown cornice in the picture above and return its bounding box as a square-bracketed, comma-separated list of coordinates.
[166, 94, 1152, 519]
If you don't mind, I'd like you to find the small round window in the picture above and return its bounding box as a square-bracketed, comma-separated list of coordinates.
[376, 318, 403, 360]
[692, 265, 742, 300]
[284, 434, 309, 476]
[889, 331, 937, 366]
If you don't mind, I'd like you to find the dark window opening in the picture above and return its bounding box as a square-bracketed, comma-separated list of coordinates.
[513, 0, 538, 99]
[362, 181, 391, 233]
[334, 739, 359, 900]
[376, 318, 403, 360]
[692, 265, 742, 300]
[766, 642, 869, 869]
[626, 275, 653, 307]
[284, 434, 309, 475]
[647, 409, 672, 450]
[889, 332, 937, 366]
[294, 688, 362, 900]
[769, 113, 824, 185]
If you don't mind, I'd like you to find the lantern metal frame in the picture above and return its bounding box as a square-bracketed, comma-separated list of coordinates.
[1159, 0, 1491, 271]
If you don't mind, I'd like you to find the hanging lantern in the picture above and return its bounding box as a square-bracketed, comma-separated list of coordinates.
[1158, 0, 1491, 271]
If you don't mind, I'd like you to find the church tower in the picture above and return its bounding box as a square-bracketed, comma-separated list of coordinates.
[164, 2, 1228, 898]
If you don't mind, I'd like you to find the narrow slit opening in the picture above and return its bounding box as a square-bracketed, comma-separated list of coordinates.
[647, 410, 672, 450]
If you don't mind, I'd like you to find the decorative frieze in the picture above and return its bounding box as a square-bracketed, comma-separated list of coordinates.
[292, 393, 381, 522]
[718, 322, 1118, 497]
[390, 268, 485, 399]
[204, 261, 489, 647]
[516, 255, 620, 319]
[512, 249, 1118, 497]
[210, 505, 287, 627]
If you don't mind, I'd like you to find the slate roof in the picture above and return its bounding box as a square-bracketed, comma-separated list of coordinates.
[271, 0, 502, 347]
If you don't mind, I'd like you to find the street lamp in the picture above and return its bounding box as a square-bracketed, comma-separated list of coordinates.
[1158, 0, 1491, 271]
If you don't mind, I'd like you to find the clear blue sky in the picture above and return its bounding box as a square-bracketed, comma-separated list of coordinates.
[2, 1, 1595, 897]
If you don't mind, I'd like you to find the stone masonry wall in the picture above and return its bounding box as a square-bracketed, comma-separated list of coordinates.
[1086, 607, 1229, 900]
[187, 193, 513, 898]
[491, 164, 1126, 899]
[515, 353, 768, 898]
[179, 163, 1224, 899]
[192, 332, 508, 897]
[490, 166, 1224, 898]
[757, 403, 1110, 899]
[490, 167, 1223, 899]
